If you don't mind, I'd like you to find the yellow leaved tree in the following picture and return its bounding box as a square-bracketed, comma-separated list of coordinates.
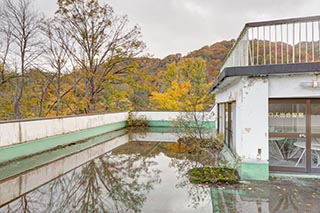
[150, 57, 214, 111]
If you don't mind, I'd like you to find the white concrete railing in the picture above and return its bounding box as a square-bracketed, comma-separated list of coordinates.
[0, 111, 216, 148]
[0, 112, 128, 147]
[0, 134, 129, 206]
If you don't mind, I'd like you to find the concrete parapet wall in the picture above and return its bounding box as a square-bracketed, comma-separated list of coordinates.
[0, 135, 128, 206]
[0, 111, 216, 148]
[131, 111, 215, 127]
[0, 112, 128, 147]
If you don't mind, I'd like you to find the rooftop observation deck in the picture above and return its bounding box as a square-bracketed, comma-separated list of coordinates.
[222, 15, 320, 70]
[211, 15, 320, 91]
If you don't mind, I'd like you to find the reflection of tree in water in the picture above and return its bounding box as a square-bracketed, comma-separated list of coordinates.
[110, 141, 212, 210]
[0, 194, 40, 213]
[1, 152, 161, 213]
[169, 152, 211, 209]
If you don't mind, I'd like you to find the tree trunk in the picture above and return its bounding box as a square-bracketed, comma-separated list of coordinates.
[56, 66, 61, 116]
[14, 55, 25, 119]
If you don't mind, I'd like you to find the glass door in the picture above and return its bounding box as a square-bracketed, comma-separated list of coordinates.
[269, 99, 307, 173]
[269, 99, 320, 173]
[311, 100, 320, 173]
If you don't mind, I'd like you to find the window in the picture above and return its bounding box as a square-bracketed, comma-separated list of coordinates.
[218, 102, 236, 152]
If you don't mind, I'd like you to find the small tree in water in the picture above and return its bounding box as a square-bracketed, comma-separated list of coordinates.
[175, 111, 224, 167]
[174, 111, 239, 185]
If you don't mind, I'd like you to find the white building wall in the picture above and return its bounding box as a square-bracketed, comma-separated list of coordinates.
[269, 73, 320, 98]
[237, 77, 269, 160]
[215, 72, 320, 162]
[215, 77, 269, 161]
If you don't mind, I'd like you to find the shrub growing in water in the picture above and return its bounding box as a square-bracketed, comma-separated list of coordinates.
[188, 167, 239, 185]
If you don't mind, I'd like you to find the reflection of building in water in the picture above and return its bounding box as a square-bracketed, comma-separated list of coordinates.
[210, 15, 320, 179]
[211, 178, 320, 212]
[211, 188, 269, 212]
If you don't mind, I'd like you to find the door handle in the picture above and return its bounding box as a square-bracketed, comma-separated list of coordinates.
[299, 134, 306, 138]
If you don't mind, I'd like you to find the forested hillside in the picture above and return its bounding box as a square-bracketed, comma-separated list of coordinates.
[0, 0, 233, 120]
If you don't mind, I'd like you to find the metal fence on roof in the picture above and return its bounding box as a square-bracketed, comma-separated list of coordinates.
[221, 15, 320, 72]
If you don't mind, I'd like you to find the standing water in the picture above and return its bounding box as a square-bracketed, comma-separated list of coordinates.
[0, 130, 212, 212]
[1, 129, 320, 212]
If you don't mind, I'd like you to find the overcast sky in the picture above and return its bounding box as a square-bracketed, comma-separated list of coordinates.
[34, 0, 320, 58]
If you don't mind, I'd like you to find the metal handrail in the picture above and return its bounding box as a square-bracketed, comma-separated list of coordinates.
[220, 15, 320, 72]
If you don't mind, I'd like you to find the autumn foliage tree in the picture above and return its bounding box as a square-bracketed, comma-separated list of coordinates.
[150, 58, 214, 111]
[0, 0, 234, 120]
[1, 0, 43, 119]
[55, 0, 145, 113]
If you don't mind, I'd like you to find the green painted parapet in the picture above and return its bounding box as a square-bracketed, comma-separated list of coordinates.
[220, 147, 269, 181]
[0, 122, 127, 165]
[147, 120, 216, 128]
[239, 160, 269, 181]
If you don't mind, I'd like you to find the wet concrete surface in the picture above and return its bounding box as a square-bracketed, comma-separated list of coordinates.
[1, 130, 320, 212]
[212, 176, 320, 212]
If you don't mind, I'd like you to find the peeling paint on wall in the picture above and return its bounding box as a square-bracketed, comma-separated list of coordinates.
[244, 128, 251, 133]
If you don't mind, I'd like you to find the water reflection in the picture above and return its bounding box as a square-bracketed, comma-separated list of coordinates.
[211, 178, 320, 212]
[0, 133, 212, 212]
[1, 130, 320, 212]
[1, 150, 161, 212]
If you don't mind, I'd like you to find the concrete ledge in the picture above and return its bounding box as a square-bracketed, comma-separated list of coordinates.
[0, 112, 128, 147]
[147, 120, 215, 128]
[0, 122, 127, 165]
[0, 134, 128, 206]
[0, 129, 127, 181]
[147, 120, 174, 127]
[270, 172, 320, 179]
[132, 111, 215, 128]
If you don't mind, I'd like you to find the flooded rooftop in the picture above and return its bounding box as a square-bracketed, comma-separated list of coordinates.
[0, 129, 320, 212]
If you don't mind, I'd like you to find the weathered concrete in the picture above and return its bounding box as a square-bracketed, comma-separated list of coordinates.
[215, 77, 269, 180]
[0, 128, 127, 180]
[269, 73, 320, 98]
[0, 122, 126, 165]
[131, 111, 215, 128]
[0, 134, 128, 206]
[0, 111, 216, 148]
[215, 77, 269, 161]
[0, 112, 128, 147]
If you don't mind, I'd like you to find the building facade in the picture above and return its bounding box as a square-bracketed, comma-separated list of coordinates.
[210, 16, 320, 180]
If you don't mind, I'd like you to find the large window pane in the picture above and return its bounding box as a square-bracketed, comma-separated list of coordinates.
[225, 104, 229, 146]
[311, 103, 320, 169]
[231, 102, 236, 153]
[269, 103, 306, 133]
[311, 103, 320, 134]
[218, 103, 225, 135]
[269, 137, 306, 168]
